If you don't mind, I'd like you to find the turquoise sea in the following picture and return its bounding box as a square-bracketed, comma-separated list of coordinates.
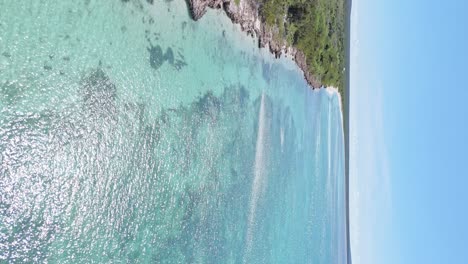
[0, 0, 346, 263]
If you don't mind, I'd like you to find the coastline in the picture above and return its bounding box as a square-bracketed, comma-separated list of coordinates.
[344, 0, 352, 263]
[184, 0, 322, 89]
[325, 85, 349, 264]
[325, 86, 344, 128]
[186, 0, 351, 262]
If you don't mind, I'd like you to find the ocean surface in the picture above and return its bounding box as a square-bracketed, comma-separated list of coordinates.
[0, 0, 346, 263]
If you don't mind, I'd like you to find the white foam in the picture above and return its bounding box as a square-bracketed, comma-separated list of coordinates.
[325, 86, 344, 128]
[245, 92, 268, 261]
[325, 86, 345, 166]
[280, 126, 284, 152]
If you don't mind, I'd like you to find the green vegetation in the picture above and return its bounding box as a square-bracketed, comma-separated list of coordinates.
[260, 0, 346, 93]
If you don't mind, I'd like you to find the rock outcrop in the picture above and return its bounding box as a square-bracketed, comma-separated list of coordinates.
[185, 0, 322, 89]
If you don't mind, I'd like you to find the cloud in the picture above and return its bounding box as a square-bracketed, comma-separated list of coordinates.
[349, 76, 392, 264]
[349, 1, 392, 263]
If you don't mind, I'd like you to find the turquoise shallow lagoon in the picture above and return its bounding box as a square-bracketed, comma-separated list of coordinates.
[0, 0, 346, 263]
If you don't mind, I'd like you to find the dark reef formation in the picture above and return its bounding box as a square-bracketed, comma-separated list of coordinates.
[81, 68, 118, 121]
[147, 44, 187, 71]
[185, 0, 321, 88]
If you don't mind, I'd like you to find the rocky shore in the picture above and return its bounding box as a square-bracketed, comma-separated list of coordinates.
[185, 0, 322, 89]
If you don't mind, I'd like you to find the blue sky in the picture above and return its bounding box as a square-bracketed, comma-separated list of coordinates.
[350, 0, 468, 263]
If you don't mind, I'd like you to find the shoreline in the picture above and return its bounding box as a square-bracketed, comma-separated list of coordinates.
[186, 1, 351, 262]
[344, 0, 352, 263]
[185, 0, 322, 89]
[325, 86, 344, 129]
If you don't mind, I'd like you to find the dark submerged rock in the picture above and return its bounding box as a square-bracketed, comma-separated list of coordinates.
[194, 91, 221, 120]
[173, 59, 187, 71]
[147, 45, 164, 70]
[147, 43, 187, 71]
[164, 48, 174, 65]
[81, 68, 117, 118]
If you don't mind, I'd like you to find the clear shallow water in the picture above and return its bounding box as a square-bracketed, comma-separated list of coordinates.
[0, 0, 346, 263]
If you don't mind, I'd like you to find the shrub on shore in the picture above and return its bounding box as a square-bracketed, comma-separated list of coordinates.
[260, 0, 346, 92]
